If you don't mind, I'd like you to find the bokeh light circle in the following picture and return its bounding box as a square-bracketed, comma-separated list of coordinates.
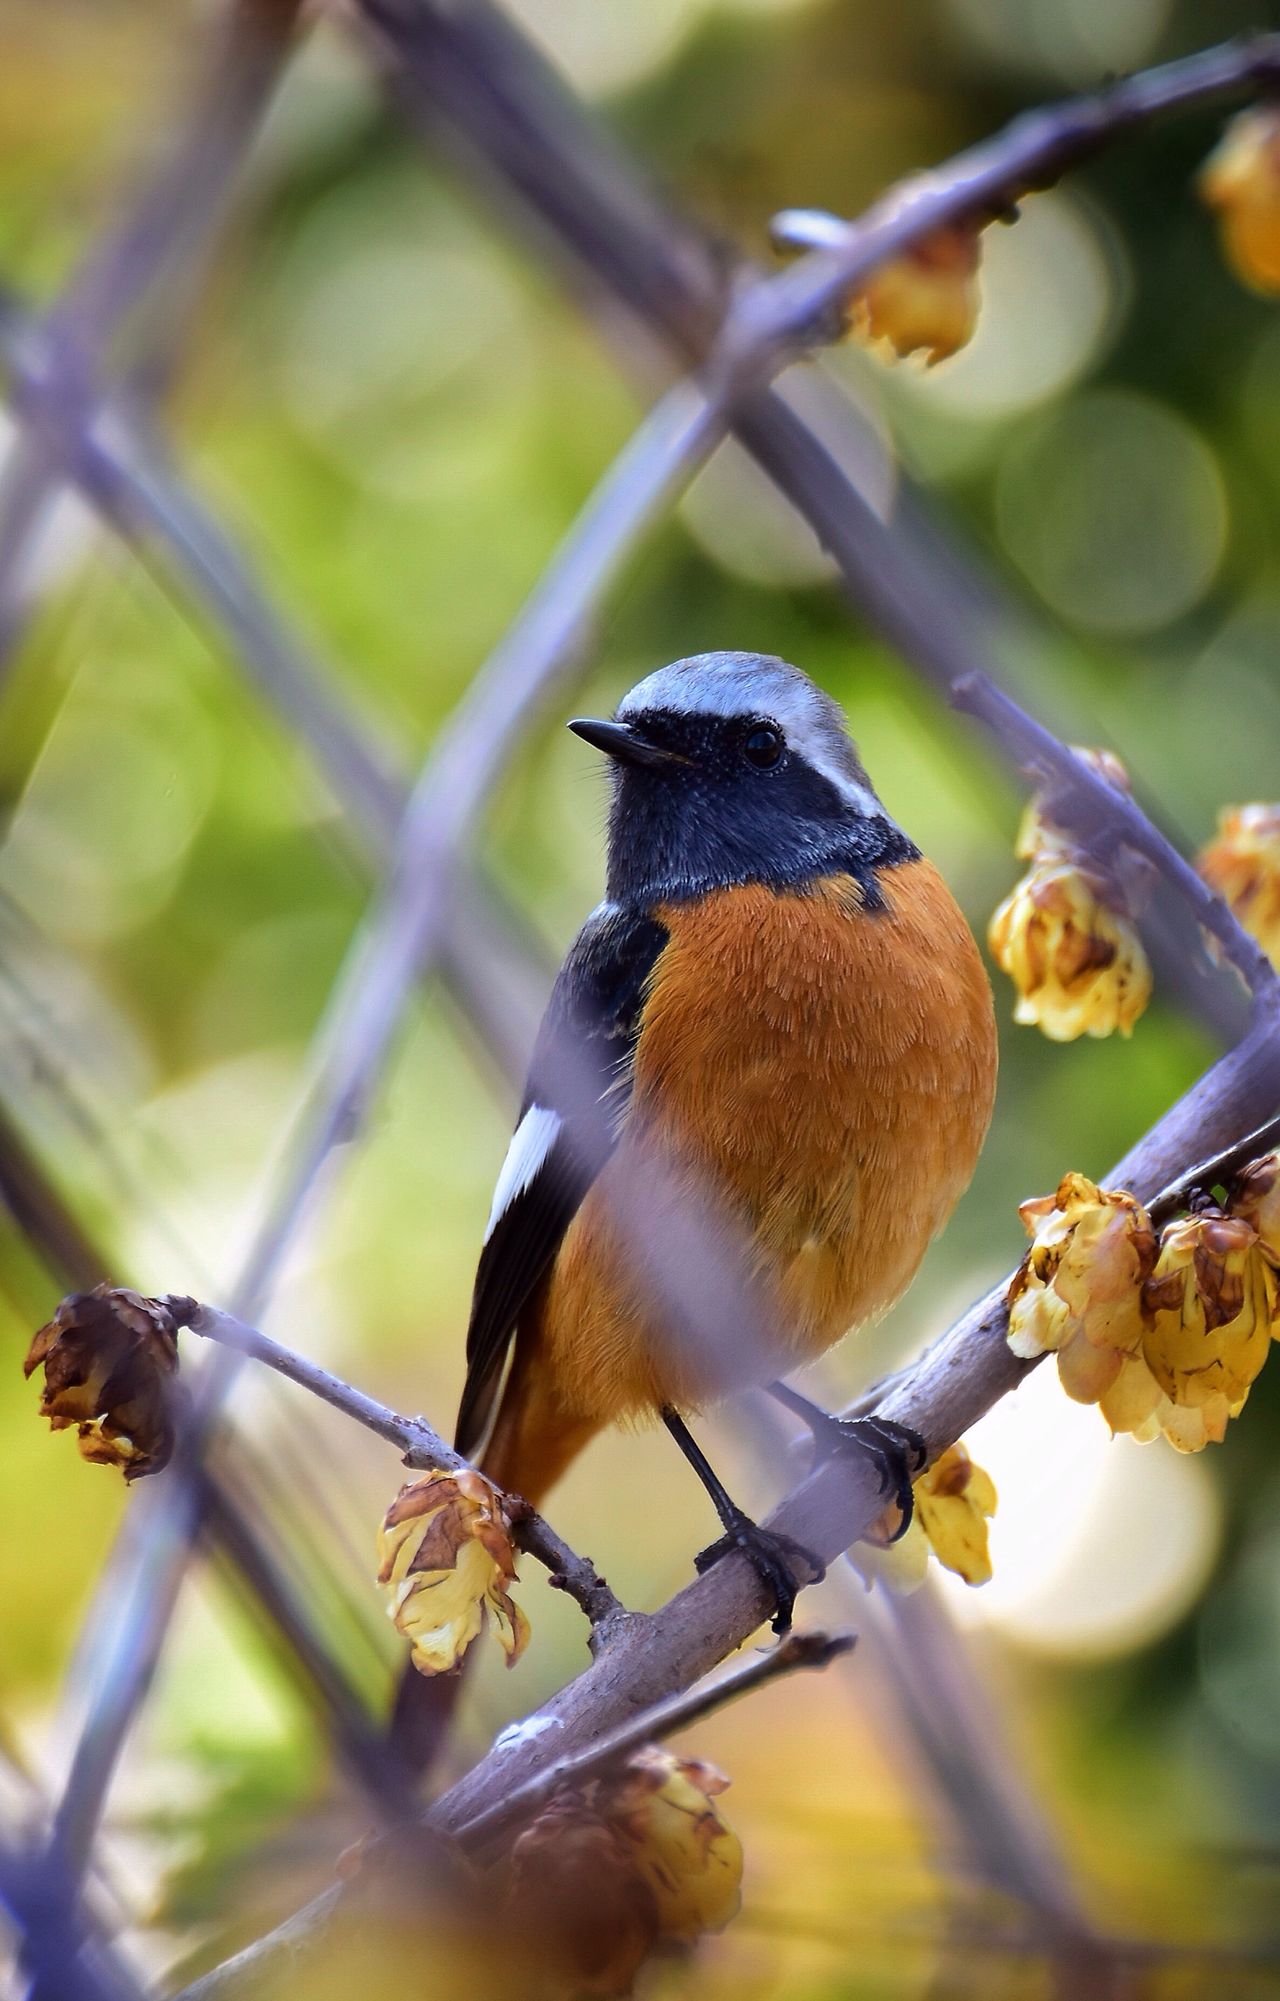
[938, 1364, 1220, 1659]
[995, 389, 1229, 635]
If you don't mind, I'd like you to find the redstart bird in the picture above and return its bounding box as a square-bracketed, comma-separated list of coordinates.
[394, 651, 996, 1760]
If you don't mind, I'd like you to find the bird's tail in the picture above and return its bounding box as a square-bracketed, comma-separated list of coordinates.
[386, 1374, 600, 1782]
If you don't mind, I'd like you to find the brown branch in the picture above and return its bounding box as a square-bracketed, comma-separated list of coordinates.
[168, 1297, 628, 1638]
[750, 33, 1280, 369]
[449, 1628, 854, 1855]
[163, 1011, 1280, 1999]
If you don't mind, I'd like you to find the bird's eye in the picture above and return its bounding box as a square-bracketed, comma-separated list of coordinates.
[742, 722, 784, 769]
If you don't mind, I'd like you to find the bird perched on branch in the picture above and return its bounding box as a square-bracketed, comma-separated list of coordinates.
[394, 651, 995, 1761]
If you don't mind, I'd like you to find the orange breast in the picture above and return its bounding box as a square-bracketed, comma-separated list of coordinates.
[534, 859, 997, 1423]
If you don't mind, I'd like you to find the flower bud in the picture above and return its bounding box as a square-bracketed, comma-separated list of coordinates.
[1199, 105, 1280, 294]
[1197, 804, 1280, 969]
[847, 223, 982, 364]
[24, 1285, 180, 1479]
[377, 1468, 530, 1676]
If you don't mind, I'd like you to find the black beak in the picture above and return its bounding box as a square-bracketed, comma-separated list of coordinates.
[567, 717, 690, 769]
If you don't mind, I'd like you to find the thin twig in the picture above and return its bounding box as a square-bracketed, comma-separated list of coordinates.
[951, 671, 1279, 1003]
[169, 1298, 627, 1635]
[364, 0, 1255, 1043]
[747, 33, 1280, 370]
[450, 1628, 855, 1855]
[41, 370, 710, 1887]
[0, 0, 306, 672]
[1148, 1108, 1280, 1219]
[160, 1011, 1280, 1998]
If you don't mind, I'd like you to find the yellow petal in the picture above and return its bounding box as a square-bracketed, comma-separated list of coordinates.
[376, 1468, 531, 1676]
[847, 223, 983, 365]
[599, 1749, 743, 1942]
[1142, 1213, 1275, 1411]
[914, 1443, 997, 1586]
[989, 861, 1151, 1041]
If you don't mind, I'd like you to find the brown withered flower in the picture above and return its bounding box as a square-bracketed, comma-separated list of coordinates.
[1199, 105, 1280, 295]
[501, 1746, 742, 1995]
[1007, 1173, 1158, 1404]
[847, 222, 983, 364]
[377, 1468, 531, 1677]
[1228, 1151, 1280, 1268]
[1197, 804, 1280, 970]
[24, 1285, 180, 1480]
[988, 860, 1152, 1042]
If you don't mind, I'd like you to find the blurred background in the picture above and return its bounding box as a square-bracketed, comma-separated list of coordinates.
[2, 0, 1280, 1994]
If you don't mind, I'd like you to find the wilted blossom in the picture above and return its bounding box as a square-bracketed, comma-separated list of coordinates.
[1007, 1175, 1279, 1453]
[856, 1441, 998, 1593]
[1199, 105, 1280, 294]
[1008, 1172, 1158, 1404]
[23, 1285, 180, 1480]
[1117, 1210, 1277, 1451]
[1197, 804, 1280, 969]
[504, 1747, 742, 1994]
[377, 1467, 530, 1676]
[988, 859, 1152, 1041]
[992, 747, 1152, 1041]
[847, 222, 983, 364]
[1228, 1150, 1280, 1266]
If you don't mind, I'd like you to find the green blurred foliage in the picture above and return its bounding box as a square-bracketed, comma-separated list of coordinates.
[3, 0, 1280, 1994]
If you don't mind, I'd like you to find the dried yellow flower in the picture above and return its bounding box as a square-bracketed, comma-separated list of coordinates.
[1197, 804, 1280, 968]
[1229, 1150, 1280, 1267]
[597, 1747, 743, 1943]
[847, 222, 983, 364]
[377, 1468, 530, 1677]
[1199, 105, 1280, 294]
[503, 1746, 742, 1994]
[856, 1440, 997, 1592]
[1012, 1182, 1279, 1453]
[23, 1286, 180, 1480]
[988, 859, 1152, 1041]
[1008, 1172, 1158, 1404]
[1140, 1211, 1275, 1421]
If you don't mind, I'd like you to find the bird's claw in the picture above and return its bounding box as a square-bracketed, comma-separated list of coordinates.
[694, 1515, 824, 1634]
[807, 1414, 928, 1540]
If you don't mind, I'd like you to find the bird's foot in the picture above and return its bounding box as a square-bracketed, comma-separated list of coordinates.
[804, 1413, 928, 1541]
[694, 1511, 825, 1635]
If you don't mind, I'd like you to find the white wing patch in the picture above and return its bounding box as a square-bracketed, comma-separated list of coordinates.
[483, 1104, 563, 1244]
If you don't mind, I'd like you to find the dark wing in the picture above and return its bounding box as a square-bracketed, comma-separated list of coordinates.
[454, 904, 668, 1457]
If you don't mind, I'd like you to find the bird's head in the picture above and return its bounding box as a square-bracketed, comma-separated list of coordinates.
[569, 651, 917, 907]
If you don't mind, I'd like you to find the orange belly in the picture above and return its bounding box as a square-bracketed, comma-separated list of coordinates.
[527, 859, 997, 1428]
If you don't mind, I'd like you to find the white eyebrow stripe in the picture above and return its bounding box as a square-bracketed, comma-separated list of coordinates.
[780, 714, 882, 818]
[483, 1105, 563, 1243]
